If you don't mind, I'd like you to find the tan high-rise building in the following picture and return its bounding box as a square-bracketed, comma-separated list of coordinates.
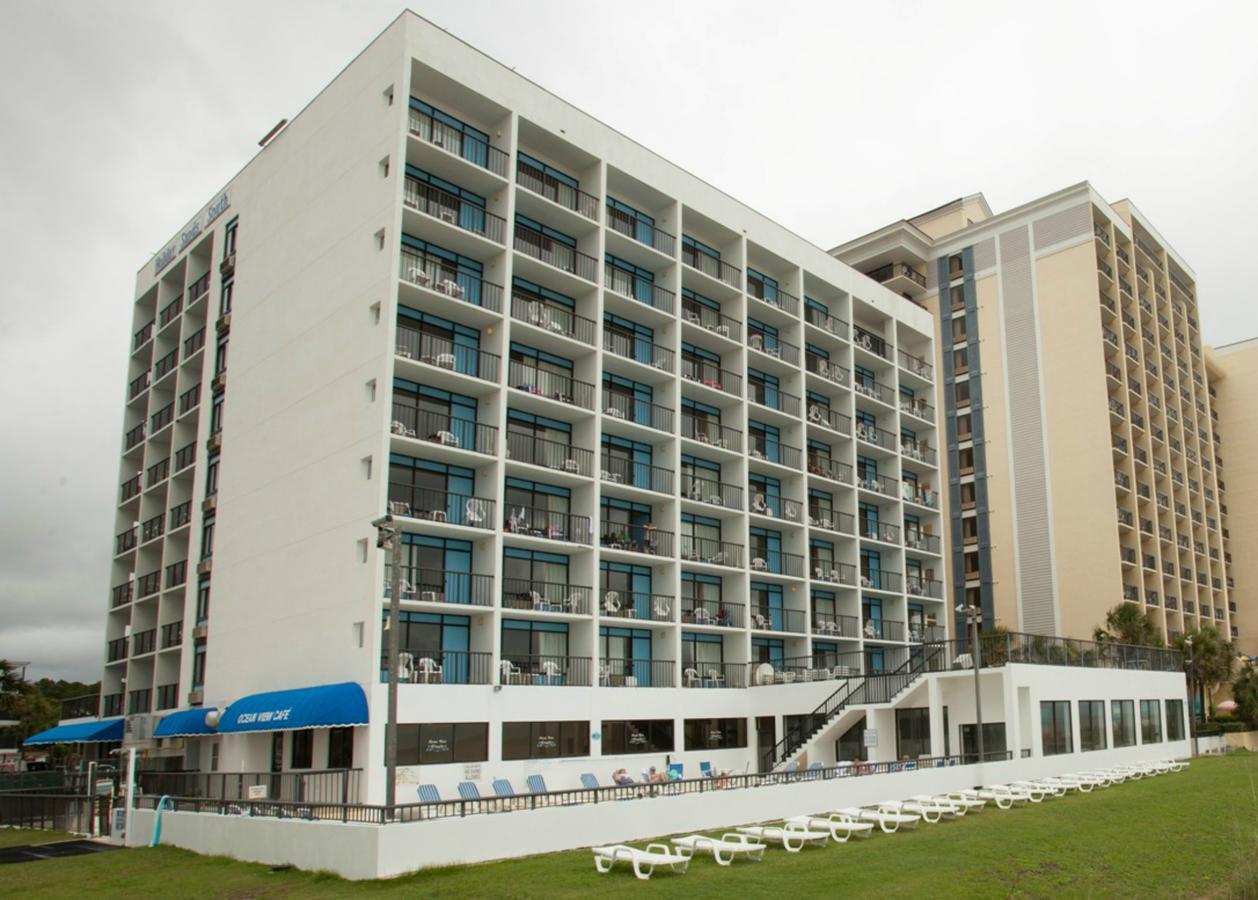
[832, 183, 1231, 645]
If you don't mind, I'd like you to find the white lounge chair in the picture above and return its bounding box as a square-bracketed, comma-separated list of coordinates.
[974, 786, 1032, 809]
[1009, 780, 1063, 801]
[1039, 776, 1089, 793]
[592, 844, 691, 880]
[787, 813, 875, 842]
[881, 799, 956, 824]
[836, 805, 921, 834]
[909, 794, 969, 817]
[735, 821, 830, 852]
[670, 833, 766, 865]
[942, 791, 987, 812]
[1160, 758, 1189, 773]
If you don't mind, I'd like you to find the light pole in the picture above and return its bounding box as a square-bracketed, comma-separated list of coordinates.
[372, 514, 402, 813]
[1184, 635, 1197, 757]
[957, 603, 984, 763]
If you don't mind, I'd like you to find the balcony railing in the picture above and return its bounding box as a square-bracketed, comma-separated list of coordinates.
[899, 350, 933, 381]
[115, 527, 137, 555]
[600, 522, 674, 557]
[681, 415, 742, 452]
[124, 422, 146, 451]
[749, 494, 804, 523]
[602, 390, 673, 432]
[749, 383, 801, 417]
[864, 618, 905, 641]
[909, 623, 948, 642]
[173, 443, 196, 473]
[860, 520, 901, 544]
[811, 561, 857, 587]
[681, 358, 742, 397]
[386, 484, 495, 529]
[168, 501, 191, 531]
[146, 458, 170, 488]
[681, 536, 743, 568]
[120, 474, 141, 503]
[501, 578, 591, 615]
[748, 332, 800, 366]
[399, 248, 503, 312]
[178, 384, 201, 417]
[682, 598, 744, 628]
[499, 654, 591, 686]
[902, 441, 937, 467]
[106, 637, 127, 663]
[391, 403, 498, 455]
[804, 305, 850, 340]
[749, 550, 806, 578]
[682, 474, 742, 510]
[752, 653, 865, 685]
[154, 349, 179, 382]
[515, 157, 598, 218]
[111, 583, 133, 608]
[807, 508, 855, 534]
[600, 454, 673, 494]
[813, 611, 860, 639]
[395, 326, 500, 383]
[504, 362, 593, 411]
[141, 513, 165, 544]
[128, 689, 151, 715]
[603, 330, 674, 372]
[606, 204, 675, 254]
[857, 472, 899, 497]
[515, 225, 598, 282]
[861, 570, 903, 592]
[748, 438, 802, 470]
[805, 352, 850, 389]
[504, 505, 592, 544]
[681, 302, 741, 342]
[504, 431, 592, 477]
[510, 293, 597, 345]
[385, 567, 495, 606]
[807, 454, 853, 486]
[164, 559, 187, 589]
[905, 531, 941, 554]
[161, 621, 183, 649]
[682, 243, 740, 287]
[854, 376, 896, 406]
[681, 661, 748, 689]
[599, 658, 676, 688]
[807, 404, 851, 436]
[133, 319, 155, 350]
[137, 570, 161, 597]
[603, 264, 674, 314]
[749, 607, 807, 633]
[906, 577, 944, 599]
[183, 326, 206, 358]
[404, 176, 506, 243]
[749, 283, 800, 317]
[150, 402, 175, 434]
[855, 422, 898, 450]
[600, 589, 674, 622]
[407, 108, 509, 177]
[391, 649, 495, 685]
[853, 326, 892, 360]
[159, 295, 183, 329]
[900, 396, 935, 422]
[128, 371, 150, 400]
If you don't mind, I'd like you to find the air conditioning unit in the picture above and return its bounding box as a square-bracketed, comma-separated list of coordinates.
[219, 252, 236, 277]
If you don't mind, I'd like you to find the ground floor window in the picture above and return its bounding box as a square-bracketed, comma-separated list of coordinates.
[327, 727, 354, 769]
[601, 719, 674, 755]
[1078, 701, 1107, 751]
[1140, 700, 1162, 743]
[398, 722, 488, 765]
[290, 729, 313, 769]
[502, 721, 590, 760]
[683, 718, 747, 751]
[895, 707, 931, 760]
[1041, 701, 1072, 756]
[1165, 699, 1185, 742]
[1112, 700, 1136, 747]
[960, 722, 1006, 762]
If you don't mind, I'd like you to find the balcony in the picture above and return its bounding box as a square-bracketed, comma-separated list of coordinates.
[748, 331, 800, 366]
[602, 390, 673, 432]
[391, 404, 498, 456]
[682, 474, 742, 510]
[599, 658, 676, 688]
[601, 590, 675, 622]
[682, 242, 740, 288]
[504, 506, 592, 544]
[115, 527, 137, 555]
[603, 330, 674, 373]
[137, 570, 161, 597]
[501, 578, 591, 615]
[146, 458, 170, 488]
[164, 559, 187, 590]
[124, 422, 146, 452]
[749, 551, 805, 578]
[505, 431, 592, 476]
[900, 395, 935, 422]
[866, 262, 926, 293]
[753, 654, 862, 684]
[853, 326, 892, 361]
[813, 611, 859, 639]
[681, 414, 742, 453]
[605, 203, 675, 255]
[128, 689, 152, 715]
[394, 326, 500, 383]
[407, 107, 508, 178]
[902, 440, 937, 468]
[808, 508, 854, 534]
[748, 437, 801, 470]
[514, 156, 598, 219]
[511, 293, 596, 345]
[601, 454, 673, 494]
[909, 623, 948, 642]
[178, 384, 201, 417]
[133, 318, 155, 351]
[748, 282, 800, 318]
[682, 598, 744, 628]
[804, 305, 849, 341]
[749, 382, 801, 417]
[153, 349, 179, 382]
[861, 570, 902, 592]
[386, 485, 495, 529]
[513, 225, 597, 282]
[681, 662, 748, 689]
[864, 618, 905, 642]
[399, 248, 504, 312]
[807, 454, 852, 486]
[499, 654, 592, 687]
[386, 567, 494, 606]
[681, 358, 742, 398]
[600, 522, 674, 558]
[183, 326, 206, 358]
[856, 422, 898, 452]
[160, 621, 183, 649]
[111, 583, 133, 608]
[509, 361, 596, 409]
[106, 637, 127, 663]
[750, 494, 804, 523]
[806, 404, 851, 437]
[403, 175, 506, 243]
[805, 351, 849, 388]
[391, 650, 495, 685]
[680, 536, 743, 568]
[128, 372, 150, 401]
[860, 520, 901, 544]
[173, 444, 196, 474]
[905, 532, 941, 554]
[906, 577, 944, 599]
[811, 561, 857, 587]
[681, 302, 741, 342]
[902, 483, 940, 509]
[120, 474, 142, 503]
[749, 607, 807, 633]
[604, 263, 675, 314]
[857, 472, 899, 498]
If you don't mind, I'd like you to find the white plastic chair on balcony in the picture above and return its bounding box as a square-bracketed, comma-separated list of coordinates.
[653, 598, 671, 620]
[540, 660, 562, 684]
[529, 591, 547, 611]
[603, 591, 622, 615]
[434, 430, 458, 447]
[433, 352, 457, 369]
[397, 651, 416, 684]
[499, 659, 522, 685]
[808, 405, 824, 423]
[863, 620, 877, 640]
[705, 667, 725, 688]
[754, 662, 775, 685]
[408, 266, 432, 286]
[416, 656, 442, 684]
[751, 557, 768, 571]
[683, 667, 701, 687]
[464, 499, 486, 526]
[753, 613, 770, 631]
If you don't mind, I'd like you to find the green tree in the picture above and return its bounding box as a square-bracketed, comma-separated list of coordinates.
[1233, 665, 1258, 729]
[1175, 626, 1236, 719]
[1094, 604, 1164, 647]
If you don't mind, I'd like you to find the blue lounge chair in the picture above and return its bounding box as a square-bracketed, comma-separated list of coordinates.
[668, 763, 684, 780]
[457, 781, 482, 801]
[492, 778, 516, 798]
[526, 774, 548, 794]
[417, 784, 441, 804]
[699, 761, 714, 779]
[581, 773, 600, 790]
[807, 761, 824, 780]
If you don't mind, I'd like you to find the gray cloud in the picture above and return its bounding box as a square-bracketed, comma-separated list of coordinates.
[2, 0, 1255, 681]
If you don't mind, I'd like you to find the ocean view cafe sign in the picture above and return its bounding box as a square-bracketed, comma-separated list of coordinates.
[153, 192, 231, 275]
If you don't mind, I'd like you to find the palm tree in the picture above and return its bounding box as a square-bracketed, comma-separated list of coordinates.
[1094, 604, 1163, 647]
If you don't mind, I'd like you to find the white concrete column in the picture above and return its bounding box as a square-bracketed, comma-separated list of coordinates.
[928, 674, 945, 756]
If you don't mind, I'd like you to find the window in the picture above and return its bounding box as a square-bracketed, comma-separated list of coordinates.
[1165, 700, 1185, 741]
[1112, 700, 1136, 747]
[601, 719, 674, 755]
[200, 516, 215, 561]
[960, 482, 976, 510]
[290, 729, 313, 769]
[191, 639, 207, 690]
[956, 412, 972, 440]
[223, 217, 238, 259]
[327, 727, 354, 769]
[951, 317, 967, 343]
[502, 721, 590, 760]
[1079, 701, 1107, 751]
[1139, 700, 1162, 743]
[948, 254, 964, 279]
[954, 380, 971, 406]
[195, 576, 211, 624]
[209, 391, 225, 435]
[958, 447, 975, 474]
[219, 278, 233, 317]
[895, 708, 931, 760]
[1041, 701, 1072, 755]
[205, 451, 220, 497]
[214, 336, 229, 376]
[953, 346, 969, 374]
[961, 722, 1007, 762]
[398, 722, 488, 765]
[684, 718, 747, 751]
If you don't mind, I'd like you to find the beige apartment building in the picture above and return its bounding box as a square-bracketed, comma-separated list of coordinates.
[832, 183, 1233, 646]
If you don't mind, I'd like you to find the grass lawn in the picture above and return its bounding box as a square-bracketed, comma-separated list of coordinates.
[6, 754, 1258, 898]
[0, 828, 77, 849]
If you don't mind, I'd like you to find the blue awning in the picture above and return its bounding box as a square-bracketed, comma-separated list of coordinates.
[154, 708, 217, 738]
[217, 682, 368, 734]
[24, 718, 125, 746]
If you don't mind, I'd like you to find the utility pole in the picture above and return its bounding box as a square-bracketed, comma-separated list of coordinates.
[372, 514, 402, 814]
[957, 603, 984, 763]
[1184, 636, 1197, 757]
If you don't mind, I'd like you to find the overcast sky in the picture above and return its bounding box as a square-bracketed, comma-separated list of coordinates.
[2, 0, 1256, 683]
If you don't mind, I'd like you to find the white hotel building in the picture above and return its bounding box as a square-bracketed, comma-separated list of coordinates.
[59, 14, 1187, 824]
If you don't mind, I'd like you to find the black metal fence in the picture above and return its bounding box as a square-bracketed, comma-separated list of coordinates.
[136, 769, 361, 805]
[0, 792, 109, 834]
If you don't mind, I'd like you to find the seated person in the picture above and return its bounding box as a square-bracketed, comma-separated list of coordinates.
[611, 767, 634, 786]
